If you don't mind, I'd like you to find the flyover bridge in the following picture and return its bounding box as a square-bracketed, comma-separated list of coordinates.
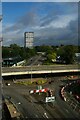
[2, 65, 80, 77]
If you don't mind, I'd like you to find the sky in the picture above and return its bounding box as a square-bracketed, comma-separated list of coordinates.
[2, 2, 78, 46]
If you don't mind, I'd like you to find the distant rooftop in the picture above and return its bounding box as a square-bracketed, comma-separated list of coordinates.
[75, 53, 80, 57]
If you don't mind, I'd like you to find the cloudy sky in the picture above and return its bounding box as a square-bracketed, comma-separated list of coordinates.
[2, 2, 78, 46]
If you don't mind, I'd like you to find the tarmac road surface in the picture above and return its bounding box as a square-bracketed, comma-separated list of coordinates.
[2, 77, 80, 119]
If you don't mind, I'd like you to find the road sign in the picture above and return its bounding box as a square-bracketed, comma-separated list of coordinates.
[37, 85, 42, 90]
[45, 96, 55, 103]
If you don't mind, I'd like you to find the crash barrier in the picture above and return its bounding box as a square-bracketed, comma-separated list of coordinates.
[60, 82, 80, 115]
[29, 88, 49, 94]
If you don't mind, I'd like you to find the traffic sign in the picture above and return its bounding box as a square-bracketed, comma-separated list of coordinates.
[37, 85, 42, 90]
[45, 96, 55, 103]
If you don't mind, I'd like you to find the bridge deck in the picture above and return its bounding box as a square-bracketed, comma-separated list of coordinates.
[2, 65, 80, 76]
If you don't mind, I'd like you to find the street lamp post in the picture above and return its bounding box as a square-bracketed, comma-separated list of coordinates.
[30, 59, 33, 82]
[31, 65, 32, 82]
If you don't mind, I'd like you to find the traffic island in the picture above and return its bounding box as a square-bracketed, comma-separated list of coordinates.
[14, 78, 47, 86]
[29, 87, 55, 104]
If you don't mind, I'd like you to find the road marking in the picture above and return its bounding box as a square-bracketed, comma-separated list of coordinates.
[35, 114, 38, 118]
[44, 112, 49, 118]
[25, 116, 28, 118]
[65, 109, 69, 113]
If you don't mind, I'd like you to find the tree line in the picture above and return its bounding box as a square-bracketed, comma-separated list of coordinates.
[2, 44, 80, 64]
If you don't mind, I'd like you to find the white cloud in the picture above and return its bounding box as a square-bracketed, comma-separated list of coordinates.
[0, 22, 2, 38]
[2, 23, 23, 46]
[38, 13, 77, 30]
[48, 14, 77, 28]
[3, 23, 14, 30]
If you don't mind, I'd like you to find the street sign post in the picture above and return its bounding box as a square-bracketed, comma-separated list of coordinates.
[37, 85, 42, 95]
[37, 85, 42, 90]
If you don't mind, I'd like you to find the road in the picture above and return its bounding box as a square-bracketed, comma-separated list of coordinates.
[2, 77, 80, 119]
[3, 83, 51, 119]
[2, 64, 79, 73]
[26, 55, 43, 66]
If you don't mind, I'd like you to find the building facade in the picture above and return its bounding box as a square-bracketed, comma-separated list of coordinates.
[24, 32, 34, 48]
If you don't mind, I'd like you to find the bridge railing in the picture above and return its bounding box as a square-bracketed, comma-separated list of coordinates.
[2, 65, 80, 73]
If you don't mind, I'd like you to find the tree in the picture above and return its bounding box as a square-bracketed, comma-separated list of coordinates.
[47, 52, 57, 62]
[2, 47, 11, 58]
[10, 44, 21, 57]
[35, 45, 53, 54]
[61, 45, 75, 64]
[56, 45, 76, 64]
[78, 46, 80, 53]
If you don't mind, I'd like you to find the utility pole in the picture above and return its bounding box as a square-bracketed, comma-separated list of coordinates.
[31, 66, 32, 81]
[30, 59, 33, 82]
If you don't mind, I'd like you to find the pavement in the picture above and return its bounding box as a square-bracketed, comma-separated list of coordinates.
[5, 99, 20, 118]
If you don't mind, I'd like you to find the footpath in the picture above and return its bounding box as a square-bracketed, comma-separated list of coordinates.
[4, 99, 21, 120]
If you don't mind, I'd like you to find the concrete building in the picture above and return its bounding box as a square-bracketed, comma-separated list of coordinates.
[2, 56, 23, 67]
[24, 32, 34, 48]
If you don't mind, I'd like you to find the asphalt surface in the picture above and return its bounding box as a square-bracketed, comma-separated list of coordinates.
[26, 55, 43, 66]
[2, 77, 80, 119]
[2, 64, 79, 73]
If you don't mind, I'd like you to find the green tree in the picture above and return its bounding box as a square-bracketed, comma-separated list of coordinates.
[47, 52, 57, 62]
[35, 45, 53, 54]
[63, 45, 75, 64]
[10, 44, 21, 57]
[2, 47, 12, 58]
[57, 45, 76, 64]
[78, 46, 80, 53]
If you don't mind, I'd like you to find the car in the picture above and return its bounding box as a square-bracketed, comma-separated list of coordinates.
[5, 82, 10, 86]
[17, 102, 21, 105]
[6, 95, 11, 100]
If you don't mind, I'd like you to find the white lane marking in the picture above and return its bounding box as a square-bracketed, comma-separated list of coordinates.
[44, 112, 49, 118]
[25, 116, 28, 118]
[35, 114, 38, 118]
[65, 109, 69, 113]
